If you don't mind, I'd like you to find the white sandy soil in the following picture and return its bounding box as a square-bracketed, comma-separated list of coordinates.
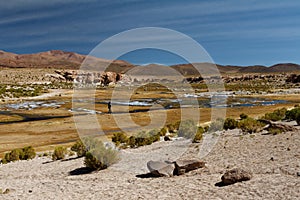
[0, 128, 299, 200]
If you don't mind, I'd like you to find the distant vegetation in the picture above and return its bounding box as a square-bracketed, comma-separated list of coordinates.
[52, 146, 68, 160]
[262, 108, 287, 121]
[285, 106, 300, 125]
[1, 146, 36, 164]
[0, 84, 46, 98]
[238, 117, 265, 134]
[71, 137, 119, 171]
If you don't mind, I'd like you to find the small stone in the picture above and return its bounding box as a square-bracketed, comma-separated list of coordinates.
[297, 172, 300, 177]
[221, 168, 252, 185]
[2, 189, 10, 194]
[28, 190, 33, 193]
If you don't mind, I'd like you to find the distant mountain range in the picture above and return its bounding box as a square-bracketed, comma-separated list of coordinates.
[1, 50, 300, 74]
[0, 50, 132, 73]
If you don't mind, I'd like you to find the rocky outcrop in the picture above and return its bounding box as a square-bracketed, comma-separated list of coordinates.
[174, 159, 206, 175]
[146, 159, 205, 177]
[221, 168, 252, 185]
[147, 161, 175, 177]
[259, 119, 297, 133]
[49, 70, 129, 86]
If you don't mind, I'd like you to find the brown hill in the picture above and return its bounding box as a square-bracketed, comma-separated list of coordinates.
[1, 50, 300, 75]
[170, 63, 300, 75]
[269, 63, 300, 72]
[237, 65, 269, 73]
[0, 50, 133, 72]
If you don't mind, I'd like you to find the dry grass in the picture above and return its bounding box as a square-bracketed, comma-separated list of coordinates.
[1, 68, 300, 157]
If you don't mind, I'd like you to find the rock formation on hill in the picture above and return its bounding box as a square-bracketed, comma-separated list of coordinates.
[50, 70, 129, 86]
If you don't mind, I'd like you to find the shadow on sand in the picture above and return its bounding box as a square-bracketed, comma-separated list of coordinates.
[69, 167, 94, 176]
[214, 181, 232, 187]
[136, 173, 160, 178]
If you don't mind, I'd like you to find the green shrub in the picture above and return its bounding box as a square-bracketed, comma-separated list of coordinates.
[203, 126, 209, 132]
[166, 121, 180, 133]
[159, 127, 167, 136]
[52, 146, 67, 160]
[223, 118, 238, 130]
[127, 136, 136, 148]
[125, 130, 160, 148]
[285, 107, 300, 125]
[69, 151, 75, 156]
[134, 131, 154, 147]
[238, 117, 265, 133]
[1, 146, 36, 163]
[178, 120, 197, 139]
[193, 126, 204, 143]
[268, 128, 283, 135]
[84, 139, 119, 170]
[148, 129, 160, 142]
[22, 146, 36, 160]
[240, 113, 248, 120]
[263, 108, 287, 121]
[3, 148, 23, 163]
[71, 140, 87, 157]
[209, 118, 225, 132]
[43, 152, 49, 157]
[111, 132, 128, 146]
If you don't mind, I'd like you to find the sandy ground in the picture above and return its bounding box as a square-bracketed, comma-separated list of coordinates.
[0, 127, 299, 199]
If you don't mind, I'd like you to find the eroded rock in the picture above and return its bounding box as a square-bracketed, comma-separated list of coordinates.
[221, 168, 252, 185]
[147, 160, 175, 177]
[174, 159, 206, 175]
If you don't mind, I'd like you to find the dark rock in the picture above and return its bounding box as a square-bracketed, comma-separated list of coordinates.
[147, 160, 175, 177]
[297, 172, 300, 177]
[2, 188, 10, 194]
[221, 168, 252, 185]
[164, 136, 171, 141]
[174, 159, 206, 175]
[260, 120, 297, 133]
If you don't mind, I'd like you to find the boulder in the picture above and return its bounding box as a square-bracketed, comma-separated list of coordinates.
[147, 160, 175, 177]
[259, 119, 297, 133]
[221, 168, 252, 185]
[174, 159, 206, 175]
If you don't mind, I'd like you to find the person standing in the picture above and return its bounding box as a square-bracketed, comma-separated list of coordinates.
[108, 101, 112, 114]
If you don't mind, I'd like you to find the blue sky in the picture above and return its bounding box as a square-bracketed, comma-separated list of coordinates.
[0, 0, 300, 66]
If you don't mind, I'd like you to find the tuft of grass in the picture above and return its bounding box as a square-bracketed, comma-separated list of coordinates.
[111, 132, 128, 147]
[285, 107, 300, 125]
[193, 126, 204, 143]
[52, 146, 67, 161]
[223, 118, 238, 130]
[177, 120, 197, 139]
[262, 108, 287, 121]
[240, 113, 248, 120]
[83, 138, 119, 170]
[238, 117, 265, 134]
[268, 128, 283, 135]
[71, 140, 87, 157]
[1, 146, 36, 164]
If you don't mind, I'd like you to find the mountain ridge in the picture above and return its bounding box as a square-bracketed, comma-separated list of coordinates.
[1, 50, 300, 74]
